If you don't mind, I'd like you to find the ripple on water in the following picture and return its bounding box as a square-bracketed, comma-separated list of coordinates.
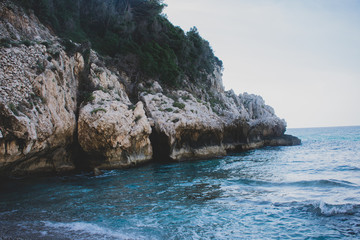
[1, 126, 360, 239]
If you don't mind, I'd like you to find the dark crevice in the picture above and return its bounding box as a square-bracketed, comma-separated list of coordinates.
[69, 126, 92, 172]
[223, 122, 250, 145]
[149, 128, 171, 162]
[178, 129, 222, 150]
[69, 47, 96, 172]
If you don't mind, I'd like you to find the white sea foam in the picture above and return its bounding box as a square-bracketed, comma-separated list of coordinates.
[43, 221, 144, 240]
[312, 201, 359, 216]
[2, 127, 360, 239]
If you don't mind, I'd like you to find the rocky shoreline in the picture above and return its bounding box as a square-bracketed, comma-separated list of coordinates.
[0, 1, 300, 177]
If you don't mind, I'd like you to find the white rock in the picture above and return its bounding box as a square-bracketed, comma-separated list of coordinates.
[0, 43, 82, 173]
[78, 79, 153, 168]
[141, 91, 224, 160]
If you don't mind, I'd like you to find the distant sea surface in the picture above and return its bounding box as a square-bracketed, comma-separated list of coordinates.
[1, 126, 360, 239]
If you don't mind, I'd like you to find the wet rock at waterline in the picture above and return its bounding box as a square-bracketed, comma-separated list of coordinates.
[0, 1, 300, 176]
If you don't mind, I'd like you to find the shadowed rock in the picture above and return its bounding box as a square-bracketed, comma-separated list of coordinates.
[0, 1, 300, 176]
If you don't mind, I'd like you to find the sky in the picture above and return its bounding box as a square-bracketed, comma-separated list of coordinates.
[163, 0, 360, 128]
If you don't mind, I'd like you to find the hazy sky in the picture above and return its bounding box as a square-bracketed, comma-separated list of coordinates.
[164, 0, 360, 128]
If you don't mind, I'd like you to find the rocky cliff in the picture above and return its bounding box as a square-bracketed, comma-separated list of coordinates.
[0, 1, 300, 176]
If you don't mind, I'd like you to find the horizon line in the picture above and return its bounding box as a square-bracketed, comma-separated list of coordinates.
[288, 124, 360, 130]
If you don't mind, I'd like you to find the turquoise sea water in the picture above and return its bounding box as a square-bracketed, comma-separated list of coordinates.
[1, 126, 360, 239]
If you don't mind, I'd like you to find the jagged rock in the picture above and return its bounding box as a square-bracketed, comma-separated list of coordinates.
[93, 167, 103, 176]
[0, 1, 300, 176]
[141, 80, 299, 161]
[151, 81, 163, 93]
[209, 66, 225, 94]
[141, 90, 226, 161]
[265, 134, 301, 146]
[0, 1, 55, 41]
[78, 88, 153, 169]
[0, 41, 82, 175]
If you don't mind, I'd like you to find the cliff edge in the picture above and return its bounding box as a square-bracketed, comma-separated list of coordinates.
[0, 1, 300, 176]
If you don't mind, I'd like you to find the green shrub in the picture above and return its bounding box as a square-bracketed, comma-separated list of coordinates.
[36, 60, 45, 74]
[20, 39, 32, 47]
[98, 31, 120, 57]
[181, 95, 191, 101]
[97, 86, 110, 93]
[85, 93, 95, 103]
[41, 41, 51, 48]
[128, 104, 136, 111]
[139, 42, 181, 87]
[173, 101, 185, 109]
[134, 115, 142, 122]
[0, 38, 11, 48]
[209, 95, 225, 109]
[168, 94, 178, 102]
[91, 108, 107, 114]
[17, 0, 223, 87]
[164, 108, 173, 112]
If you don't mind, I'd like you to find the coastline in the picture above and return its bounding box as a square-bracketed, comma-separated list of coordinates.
[1, 126, 358, 239]
[0, 0, 300, 177]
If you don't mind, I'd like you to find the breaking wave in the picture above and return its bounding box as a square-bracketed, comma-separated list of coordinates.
[305, 201, 360, 217]
[43, 221, 145, 240]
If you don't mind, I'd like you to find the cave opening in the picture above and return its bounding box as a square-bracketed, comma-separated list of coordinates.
[149, 128, 171, 162]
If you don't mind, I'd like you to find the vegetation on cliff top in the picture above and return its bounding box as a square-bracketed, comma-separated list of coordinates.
[16, 0, 223, 87]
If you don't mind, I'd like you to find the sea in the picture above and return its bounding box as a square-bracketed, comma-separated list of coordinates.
[1, 126, 360, 239]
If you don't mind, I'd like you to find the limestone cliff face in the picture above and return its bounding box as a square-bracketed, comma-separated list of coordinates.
[141, 89, 225, 161]
[0, 1, 300, 176]
[140, 76, 299, 161]
[0, 43, 83, 175]
[0, 3, 85, 174]
[0, 2, 155, 175]
[77, 62, 153, 169]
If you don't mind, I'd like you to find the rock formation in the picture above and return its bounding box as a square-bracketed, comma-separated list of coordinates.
[140, 78, 300, 162]
[0, 39, 83, 175]
[0, 1, 300, 176]
[77, 62, 153, 169]
[141, 89, 225, 161]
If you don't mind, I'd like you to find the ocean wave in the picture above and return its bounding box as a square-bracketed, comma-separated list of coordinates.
[275, 201, 360, 217]
[306, 201, 360, 217]
[229, 178, 358, 189]
[43, 221, 144, 240]
[92, 170, 121, 179]
[334, 165, 360, 171]
[287, 179, 358, 188]
[0, 210, 18, 216]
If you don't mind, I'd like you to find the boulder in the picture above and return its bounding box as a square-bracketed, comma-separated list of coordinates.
[141, 90, 225, 161]
[77, 68, 153, 169]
